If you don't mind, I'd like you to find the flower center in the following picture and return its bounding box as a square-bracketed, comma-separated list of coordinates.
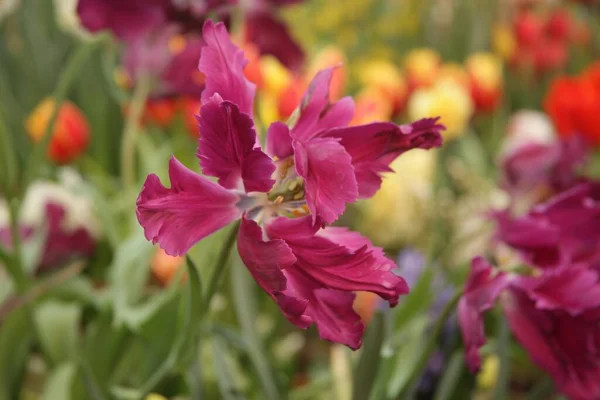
[266, 157, 309, 218]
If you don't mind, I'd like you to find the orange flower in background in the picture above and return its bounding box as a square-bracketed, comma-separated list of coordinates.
[358, 59, 408, 115]
[466, 53, 503, 113]
[353, 291, 379, 324]
[26, 98, 90, 164]
[277, 78, 306, 120]
[151, 247, 185, 287]
[350, 86, 394, 126]
[308, 46, 346, 101]
[544, 63, 600, 145]
[179, 97, 201, 137]
[404, 48, 441, 90]
[143, 98, 179, 128]
[243, 43, 263, 87]
[438, 63, 470, 88]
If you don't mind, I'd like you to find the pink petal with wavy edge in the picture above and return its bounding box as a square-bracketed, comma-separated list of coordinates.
[322, 118, 444, 198]
[458, 257, 509, 372]
[199, 20, 256, 114]
[291, 68, 355, 141]
[293, 137, 358, 224]
[196, 96, 275, 192]
[502, 290, 600, 400]
[136, 156, 241, 256]
[264, 216, 406, 348]
[266, 121, 293, 159]
[514, 266, 600, 315]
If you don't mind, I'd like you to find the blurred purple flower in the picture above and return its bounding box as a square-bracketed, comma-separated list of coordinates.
[136, 21, 443, 349]
[459, 182, 600, 399]
[0, 203, 96, 274]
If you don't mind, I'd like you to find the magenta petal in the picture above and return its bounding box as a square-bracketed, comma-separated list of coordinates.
[458, 257, 509, 372]
[514, 267, 600, 315]
[291, 68, 355, 141]
[502, 290, 600, 400]
[196, 96, 275, 192]
[199, 20, 256, 115]
[308, 288, 364, 349]
[293, 137, 358, 224]
[77, 0, 165, 41]
[322, 118, 444, 198]
[136, 156, 241, 256]
[245, 11, 304, 72]
[267, 217, 406, 304]
[266, 121, 293, 159]
[237, 215, 296, 293]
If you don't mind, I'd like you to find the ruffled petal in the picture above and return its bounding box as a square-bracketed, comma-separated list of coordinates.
[267, 217, 406, 306]
[321, 118, 444, 198]
[199, 20, 256, 115]
[293, 137, 358, 224]
[458, 257, 509, 372]
[196, 96, 275, 192]
[237, 215, 295, 293]
[136, 156, 241, 256]
[266, 121, 293, 159]
[514, 266, 600, 315]
[291, 68, 355, 141]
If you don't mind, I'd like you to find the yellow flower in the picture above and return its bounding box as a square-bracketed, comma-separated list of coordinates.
[493, 24, 516, 62]
[145, 394, 168, 400]
[477, 355, 499, 390]
[404, 48, 441, 88]
[466, 52, 503, 92]
[257, 92, 281, 127]
[359, 150, 436, 248]
[438, 63, 469, 88]
[260, 56, 292, 97]
[408, 79, 474, 141]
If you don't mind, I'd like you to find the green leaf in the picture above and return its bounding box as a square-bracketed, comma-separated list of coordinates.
[392, 266, 434, 330]
[0, 308, 33, 400]
[34, 300, 82, 365]
[433, 352, 464, 400]
[353, 312, 385, 400]
[494, 317, 511, 400]
[212, 337, 247, 400]
[386, 316, 430, 399]
[42, 363, 76, 400]
[231, 256, 281, 400]
[108, 231, 154, 329]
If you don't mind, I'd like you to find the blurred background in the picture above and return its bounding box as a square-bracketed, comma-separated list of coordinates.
[0, 0, 599, 399]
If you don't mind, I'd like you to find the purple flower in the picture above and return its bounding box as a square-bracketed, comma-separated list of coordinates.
[459, 182, 600, 399]
[0, 203, 96, 274]
[136, 20, 443, 349]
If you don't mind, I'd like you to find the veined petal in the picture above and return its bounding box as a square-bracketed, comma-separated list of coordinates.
[136, 156, 241, 256]
[293, 137, 358, 224]
[322, 118, 444, 198]
[458, 257, 509, 372]
[265, 217, 406, 349]
[199, 20, 256, 114]
[237, 215, 295, 293]
[197, 97, 275, 192]
[514, 266, 600, 315]
[291, 68, 355, 140]
[266, 121, 293, 159]
[267, 217, 406, 306]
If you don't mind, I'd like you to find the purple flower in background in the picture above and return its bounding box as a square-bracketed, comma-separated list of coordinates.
[0, 203, 96, 274]
[459, 182, 600, 399]
[136, 21, 444, 349]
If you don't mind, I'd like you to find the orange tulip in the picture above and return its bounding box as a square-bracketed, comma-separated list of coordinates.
[151, 248, 185, 287]
[26, 98, 90, 164]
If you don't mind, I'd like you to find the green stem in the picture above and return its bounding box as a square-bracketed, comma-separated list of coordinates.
[400, 289, 462, 398]
[6, 199, 28, 292]
[202, 220, 241, 309]
[23, 41, 99, 188]
[120, 74, 151, 189]
[0, 107, 18, 195]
